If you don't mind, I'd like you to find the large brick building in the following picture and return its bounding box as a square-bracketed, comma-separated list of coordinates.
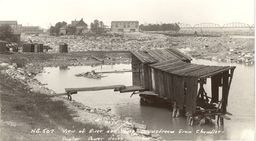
[22, 26, 43, 34]
[111, 21, 139, 32]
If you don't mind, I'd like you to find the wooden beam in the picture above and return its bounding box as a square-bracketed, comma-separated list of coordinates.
[139, 91, 158, 96]
[48, 93, 68, 97]
[196, 109, 218, 112]
[96, 70, 132, 74]
[220, 115, 231, 120]
[199, 66, 236, 78]
[120, 86, 146, 93]
[204, 113, 223, 116]
[65, 85, 126, 92]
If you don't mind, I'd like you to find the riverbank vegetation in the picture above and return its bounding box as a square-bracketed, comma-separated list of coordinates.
[0, 66, 113, 141]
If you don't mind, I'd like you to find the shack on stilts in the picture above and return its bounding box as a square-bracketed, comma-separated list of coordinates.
[130, 48, 236, 126]
[55, 48, 235, 126]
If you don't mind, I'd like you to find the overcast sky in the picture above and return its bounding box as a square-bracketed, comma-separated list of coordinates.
[0, 0, 254, 28]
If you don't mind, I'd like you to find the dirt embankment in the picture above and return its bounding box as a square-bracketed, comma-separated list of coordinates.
[0, 52, 164, 141]
[166, 35, 254, 64]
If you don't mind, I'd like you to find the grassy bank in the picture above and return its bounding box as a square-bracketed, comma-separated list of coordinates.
[1, 52, 163, 141]
[0, 52, 132, 141]
[0, 67, 114, 141]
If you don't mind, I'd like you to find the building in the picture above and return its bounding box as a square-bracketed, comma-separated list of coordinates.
[71, 18, 88, 34]
[22, 26, 43, 34]
[0, 21, 18, 30]
[125, 48, 235, 125]
[59, 26, 67, 35]
[0, 40, 7, 54]
[111, 21, 139, 32]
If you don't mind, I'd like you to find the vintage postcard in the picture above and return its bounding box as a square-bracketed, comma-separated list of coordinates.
[0, 0, 254, 140]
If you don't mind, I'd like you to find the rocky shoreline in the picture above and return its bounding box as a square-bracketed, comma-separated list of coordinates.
[22, 33, 254, 66]
[0, 57, 164, 141]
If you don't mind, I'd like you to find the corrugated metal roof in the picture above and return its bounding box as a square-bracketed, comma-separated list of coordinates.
[150, 60, 235, 78]
[131, 48, 192, 64]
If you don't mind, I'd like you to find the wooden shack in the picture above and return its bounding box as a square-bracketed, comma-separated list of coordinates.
[22, 43, 34, 52]
[0, 40, 7, 54]
[59, 43, 68, 53]
[34, 44, 43, 53]
[130, 48, 236, 125]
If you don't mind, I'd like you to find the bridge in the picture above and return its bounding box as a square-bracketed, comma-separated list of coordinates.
[177, 22, 253, 29]
[222, 22, 250, 28]
[178, 23, 192, 28]
[194, 23, 221, 28]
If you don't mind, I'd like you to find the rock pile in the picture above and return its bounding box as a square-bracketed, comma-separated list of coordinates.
[56, 97, 164, 141]
[21, 32, 254, 65]
[0, 62, 55, 95]
[21, 33, 172, 52]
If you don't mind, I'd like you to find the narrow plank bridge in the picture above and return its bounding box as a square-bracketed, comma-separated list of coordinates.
[50, 85, 145, 101]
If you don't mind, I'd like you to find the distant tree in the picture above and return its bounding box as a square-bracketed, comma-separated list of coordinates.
[0, 24, 14, 42]
[139, 23, 181, 32]
[174, 23, 181, 33]
[90, 19, 105, 34]
[49, 21, 67, 36]
[49, 26, 56, 36]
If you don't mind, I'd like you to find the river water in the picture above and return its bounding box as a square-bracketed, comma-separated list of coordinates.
[36, 60, 254, 140]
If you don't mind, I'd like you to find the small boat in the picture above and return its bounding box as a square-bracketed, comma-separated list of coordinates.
[75, 70, 106, 79]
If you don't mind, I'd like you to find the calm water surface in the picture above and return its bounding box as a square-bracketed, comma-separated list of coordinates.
[36, 60, 255, 140]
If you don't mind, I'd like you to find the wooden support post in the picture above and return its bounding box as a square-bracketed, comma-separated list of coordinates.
[211, 74, 220, 103]
[172, 102, 177, 117]
[221, 71, 229, 113]
[176, 108, 180, 117]
[220, 117, 224, 125]
[67, 92, 72, 101]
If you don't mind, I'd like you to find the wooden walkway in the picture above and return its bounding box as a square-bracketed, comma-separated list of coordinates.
[65, 85, 126, 93]
[50, 85, 146, 100]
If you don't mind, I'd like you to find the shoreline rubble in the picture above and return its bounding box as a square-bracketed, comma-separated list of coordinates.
[0, 61, 164, 141]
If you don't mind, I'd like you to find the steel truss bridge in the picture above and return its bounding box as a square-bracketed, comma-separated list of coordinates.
[178, 22, 254, 29]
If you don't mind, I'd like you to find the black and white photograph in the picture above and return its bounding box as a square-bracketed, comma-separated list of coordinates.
[0, 0, 254, 140]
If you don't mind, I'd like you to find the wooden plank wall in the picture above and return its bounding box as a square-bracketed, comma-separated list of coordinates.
[158, 70, 165, 98]
[184, 77, 198, 115]
[143, 65, 150, 90]
[154, 69, 160, 95]
[150, 68, 155, 91]
[151, 68, 189, 110]
[140, 64, 145, 87]
[148, 67, 202, 115]
[132, 55, 141, 86]
[163, 72, 169, 99]
[221, 71, 229, 113]
[211, 74, 221, 103]
[172, 75, 185, 109]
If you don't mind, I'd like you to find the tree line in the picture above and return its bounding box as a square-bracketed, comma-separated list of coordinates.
[0, 25, 15, 42]
[139, 23, 180, 32]
[49, 19, 105, 36]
